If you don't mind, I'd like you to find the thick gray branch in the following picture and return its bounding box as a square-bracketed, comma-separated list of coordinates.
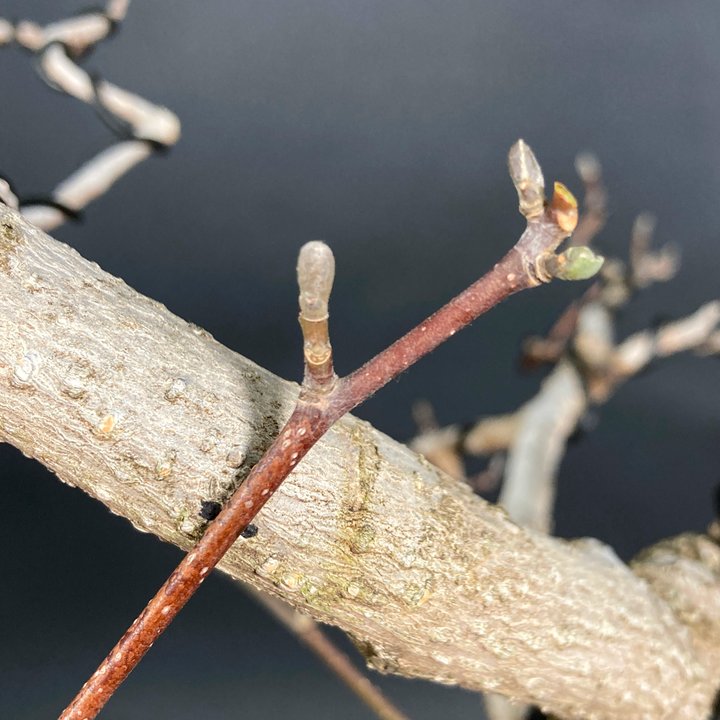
[0, 206, 717, 719]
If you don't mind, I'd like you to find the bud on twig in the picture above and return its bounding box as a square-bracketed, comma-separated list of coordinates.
[508, 139, 546, 219]
[547, 246, 605, 281]
[297, 241, 336, 390]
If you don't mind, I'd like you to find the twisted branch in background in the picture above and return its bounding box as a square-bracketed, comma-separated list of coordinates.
[0, 1, 179, 232]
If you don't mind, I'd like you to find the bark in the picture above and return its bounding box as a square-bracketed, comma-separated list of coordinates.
[1, 205, 718, 720]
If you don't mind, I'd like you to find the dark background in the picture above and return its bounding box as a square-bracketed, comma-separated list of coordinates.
[1, 2, 719, 718]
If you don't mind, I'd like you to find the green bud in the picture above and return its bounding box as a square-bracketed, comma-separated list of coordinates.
[553, 246, 604, 281]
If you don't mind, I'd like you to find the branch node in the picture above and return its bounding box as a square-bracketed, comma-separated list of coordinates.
[508, 141, 598, 287]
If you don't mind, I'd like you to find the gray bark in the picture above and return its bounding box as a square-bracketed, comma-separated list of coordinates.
[1, 205, 718, 720]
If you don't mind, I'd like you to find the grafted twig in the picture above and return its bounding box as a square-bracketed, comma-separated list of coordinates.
[1, 1, 179, 232]
[58, 140, 602, 719]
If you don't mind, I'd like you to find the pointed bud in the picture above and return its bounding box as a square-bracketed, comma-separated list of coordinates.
[508, 139, 545, 219]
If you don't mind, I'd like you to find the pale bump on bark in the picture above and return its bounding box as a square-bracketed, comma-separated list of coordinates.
[0, 205, 718, 719]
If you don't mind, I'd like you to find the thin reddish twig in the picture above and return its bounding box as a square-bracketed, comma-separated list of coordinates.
[59, 141, 593, 719]
[332, 249, 530, 416]
[59, 246, 529, 720]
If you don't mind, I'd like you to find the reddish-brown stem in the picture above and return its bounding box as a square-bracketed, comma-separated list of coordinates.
[60, 142, 583, 718]
[59, 246, 531, 719]
[331, 248, 530, 416]
[59, 399, 331, 720]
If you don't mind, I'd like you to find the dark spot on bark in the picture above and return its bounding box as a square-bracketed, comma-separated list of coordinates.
[199, 500, 221, 521]
[241, 524, 258, 539]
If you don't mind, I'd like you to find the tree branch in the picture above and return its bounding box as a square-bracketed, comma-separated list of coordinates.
[1, 202, 718, 718]
[54, 137, 601, 717]
[2, 2, 179, 233]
